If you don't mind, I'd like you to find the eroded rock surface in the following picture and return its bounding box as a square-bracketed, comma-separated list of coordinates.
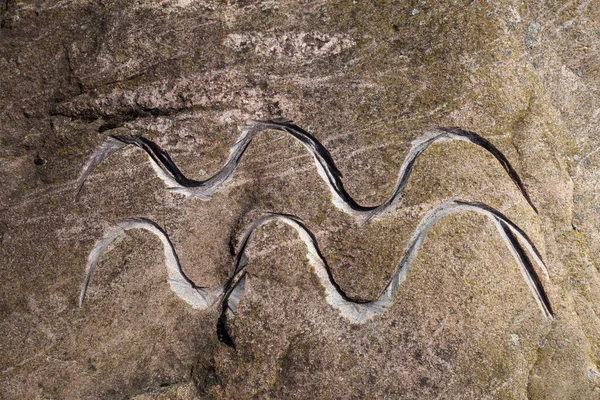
[1, 0, 599, 398]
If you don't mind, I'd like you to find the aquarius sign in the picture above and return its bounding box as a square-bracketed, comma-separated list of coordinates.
[76, 118, 553, 345]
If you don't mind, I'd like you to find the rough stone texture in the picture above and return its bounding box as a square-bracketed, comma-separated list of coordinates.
[1, 0, 599, 398]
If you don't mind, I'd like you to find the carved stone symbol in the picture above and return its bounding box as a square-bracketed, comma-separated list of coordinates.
[77, 119, 553, 346]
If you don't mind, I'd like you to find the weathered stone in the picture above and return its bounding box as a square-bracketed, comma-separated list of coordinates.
[1, 0, 599, 398]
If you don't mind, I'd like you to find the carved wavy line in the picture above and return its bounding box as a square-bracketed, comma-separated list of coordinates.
[75, 118, 538, 220]
[79, 201, 553, 331]
[78, 218, 223, 310]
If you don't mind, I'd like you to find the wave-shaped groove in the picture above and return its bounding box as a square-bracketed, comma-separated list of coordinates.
[78, 218, 223, 309]
[79, 201, 553, 334]
[75, 118, 538, 220]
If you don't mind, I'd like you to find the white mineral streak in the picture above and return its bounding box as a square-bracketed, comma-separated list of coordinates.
[223, 32, 356, 60]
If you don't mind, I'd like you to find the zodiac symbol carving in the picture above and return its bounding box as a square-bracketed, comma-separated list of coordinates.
[76, 118, 553, 345]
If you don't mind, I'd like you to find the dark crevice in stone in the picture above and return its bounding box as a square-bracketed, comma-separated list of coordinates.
[49, 105, 195, 132]
[33, 155, 45, 166]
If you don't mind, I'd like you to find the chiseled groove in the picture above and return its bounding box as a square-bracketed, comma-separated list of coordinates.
[75, 118, 538, 220]
[79, 201, 553, 327]
[78, 218, 223, 310]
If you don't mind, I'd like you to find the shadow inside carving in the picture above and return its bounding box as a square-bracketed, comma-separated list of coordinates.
[79, 200, 553, 346]
[75, 118, 538, 221]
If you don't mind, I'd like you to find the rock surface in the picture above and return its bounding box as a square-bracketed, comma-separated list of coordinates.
[1, 0, 599, 398]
